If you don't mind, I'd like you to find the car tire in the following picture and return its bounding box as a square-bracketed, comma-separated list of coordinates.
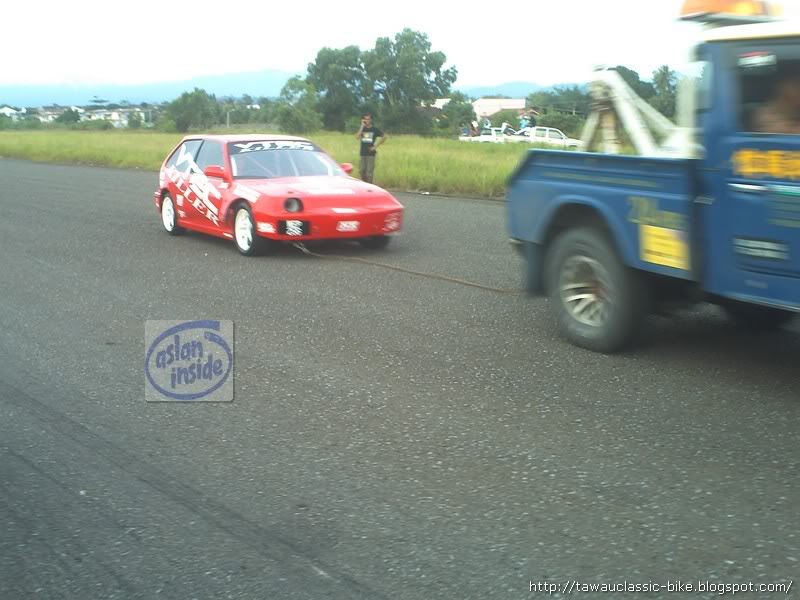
[233, 206, 269, 256]
[359, 235, 391, 250]
[161, 194, 184, 235]
[721, 300, 795, 331]
[545, 227, 648, 353]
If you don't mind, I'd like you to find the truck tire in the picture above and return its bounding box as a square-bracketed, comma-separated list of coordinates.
[545, 227, 648, 353]
[721, 300, 795, 331]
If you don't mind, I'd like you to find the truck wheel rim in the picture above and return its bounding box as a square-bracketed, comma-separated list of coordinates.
[559, 255, 612, 327]
[162, 198, 175, 231]
[235, 209, 253, 250]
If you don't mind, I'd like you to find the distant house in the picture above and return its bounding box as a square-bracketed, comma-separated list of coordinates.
[85, 107, 146, 128]
[471, 98, 526, 119]
[33, 105, 87, 123]
[0, 106, 20, 120]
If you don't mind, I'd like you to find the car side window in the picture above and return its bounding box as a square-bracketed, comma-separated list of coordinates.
[165, 139, 202, 169]
[548, 130, 564, 139]
[194, 141, 225, 172]
[535, 128, 547, 138]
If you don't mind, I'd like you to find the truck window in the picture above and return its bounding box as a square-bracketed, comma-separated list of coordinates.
[548, 130, 565, 139]
[737, 48, 800, 136]
[535, 128, 547, 138]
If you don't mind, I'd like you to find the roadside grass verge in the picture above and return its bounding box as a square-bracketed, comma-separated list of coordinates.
[0, 129, 562, 197]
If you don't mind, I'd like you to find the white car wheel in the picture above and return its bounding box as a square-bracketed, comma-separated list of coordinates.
[233, 206, 269, 256]
[161, 195, 183, 235]
[235, 208, 254, 251]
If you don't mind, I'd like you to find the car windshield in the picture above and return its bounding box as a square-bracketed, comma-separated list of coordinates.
[227, 140, 344, 179]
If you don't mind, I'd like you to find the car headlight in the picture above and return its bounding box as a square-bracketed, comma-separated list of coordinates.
[284, 197, 303, 212]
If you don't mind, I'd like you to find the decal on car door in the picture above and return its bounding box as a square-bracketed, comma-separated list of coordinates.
[165, 144, 222, 227]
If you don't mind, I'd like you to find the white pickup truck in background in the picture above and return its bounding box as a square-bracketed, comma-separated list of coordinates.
[459, 126, 582, 149]
[458, 127, 507, 143]
[506, 126, 583, 149]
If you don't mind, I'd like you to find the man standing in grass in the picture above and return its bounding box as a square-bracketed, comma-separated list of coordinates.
[355, 112, 385, 184]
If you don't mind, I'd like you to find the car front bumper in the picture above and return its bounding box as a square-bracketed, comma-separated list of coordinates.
[253, 208, 403, 241]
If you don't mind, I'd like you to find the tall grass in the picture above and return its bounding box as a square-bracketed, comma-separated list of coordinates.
[0, 129, 551, 197]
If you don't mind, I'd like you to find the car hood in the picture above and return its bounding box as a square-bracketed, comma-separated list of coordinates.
[231, 176, 401, 209]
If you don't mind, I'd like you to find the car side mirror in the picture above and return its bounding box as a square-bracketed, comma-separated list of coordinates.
[340, 162, 354, 175]
[204, 165, 227, 180]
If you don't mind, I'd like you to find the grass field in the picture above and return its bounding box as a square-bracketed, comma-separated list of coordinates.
[0, 129, 550, 197]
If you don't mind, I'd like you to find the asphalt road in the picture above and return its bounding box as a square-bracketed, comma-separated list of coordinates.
[0, 159, 797, 600]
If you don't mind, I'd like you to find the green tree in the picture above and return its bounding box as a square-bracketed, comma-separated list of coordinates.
[488, 109, 524, 129]
[649, 65, 677, 119]
[362, 28, 457, 132]
[21, 116, 43, 130]
[218, 97, 252, 126]
[56, 108, 81, 123]
[307, 46, 364, 131]
[165, 88, 218, 132]
[614, 66, 655, 99]
[527, 85, 590, 116]
[128, 111, 142, 129]
[536, 113, 587, 138]
[440, 92, 475, 131]
[274, 76, 323, 134]
[252, 97, 274, 124]
[527, 89, 558, 112]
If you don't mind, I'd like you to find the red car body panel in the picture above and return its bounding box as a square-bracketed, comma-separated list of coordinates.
[153, 134, 404, 243]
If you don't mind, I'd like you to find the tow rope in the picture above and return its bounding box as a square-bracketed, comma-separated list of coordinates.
[292, 242, 523, 295]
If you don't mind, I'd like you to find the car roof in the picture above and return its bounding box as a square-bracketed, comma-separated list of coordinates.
[180, 133, 311, 143]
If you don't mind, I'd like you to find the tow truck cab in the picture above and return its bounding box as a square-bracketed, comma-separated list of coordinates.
[506, 7, 800, 352]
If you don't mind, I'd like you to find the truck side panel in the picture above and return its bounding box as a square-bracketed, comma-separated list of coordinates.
[507, 150, 698, 284]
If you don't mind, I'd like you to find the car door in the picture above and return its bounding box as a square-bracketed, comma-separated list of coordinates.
[706, 40, 800, 308]
[186, 140, 227, 233]
[163, 139, 202, 228]
[533, 127, 549, 146]
[547, 128, 567, 148]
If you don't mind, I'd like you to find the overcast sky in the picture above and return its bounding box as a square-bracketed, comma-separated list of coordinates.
[2, 0, 798, 87]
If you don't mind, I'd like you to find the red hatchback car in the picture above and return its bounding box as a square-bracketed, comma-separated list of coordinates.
[152, 134, 404, 255]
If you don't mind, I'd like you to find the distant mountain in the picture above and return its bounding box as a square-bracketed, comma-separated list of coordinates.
[456, 81, 588, 99]
[456, 81, 543, 99]
[2, 71, 590, 108]
[0, 69, 298, 107]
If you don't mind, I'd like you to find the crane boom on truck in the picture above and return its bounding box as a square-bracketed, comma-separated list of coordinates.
[506, 0, 800, 353]
[580, 68, 682, 157]
[579, 67, 703, 159]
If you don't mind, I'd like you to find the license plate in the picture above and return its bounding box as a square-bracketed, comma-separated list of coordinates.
[279, 220, 309, 236]
[336, 220, 360, 232]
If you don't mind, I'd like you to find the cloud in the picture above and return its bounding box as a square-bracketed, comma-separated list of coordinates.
[1, 0, 795, 87]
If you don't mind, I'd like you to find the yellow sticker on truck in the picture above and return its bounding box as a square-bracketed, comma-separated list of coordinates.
[640, 225, 690, 270]
[732, 149, 800, 180]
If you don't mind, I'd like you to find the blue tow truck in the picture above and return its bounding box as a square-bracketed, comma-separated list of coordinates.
[506, 1, 800, 352]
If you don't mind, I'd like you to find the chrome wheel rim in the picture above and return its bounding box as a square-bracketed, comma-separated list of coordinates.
[162, 197, 175, 231]
[559, 255, 613, 327]
[235, 209, 253, 251]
